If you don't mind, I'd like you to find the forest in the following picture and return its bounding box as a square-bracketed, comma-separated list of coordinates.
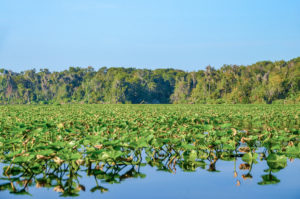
[0, 57, 299, 104]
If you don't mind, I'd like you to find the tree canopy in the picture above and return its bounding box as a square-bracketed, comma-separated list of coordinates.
[0, 57, 299, 104]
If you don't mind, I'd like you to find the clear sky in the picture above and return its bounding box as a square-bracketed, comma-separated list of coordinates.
[0, 0, 299, 72]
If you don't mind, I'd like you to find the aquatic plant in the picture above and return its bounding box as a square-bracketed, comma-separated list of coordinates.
[0, 104, 299, 196]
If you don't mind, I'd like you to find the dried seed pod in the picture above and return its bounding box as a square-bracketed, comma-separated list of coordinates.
[241, 137, 251, 143]
[242, 174, 252, 180]
[239, 163, 250, 170]
[36, 181, 46, 188]
[76, 159, 85, 166]
[54, 185, 64, 193]
[53, 156, 64, 165]
[234, 171, 238, 178]
[36, 155, 49, 160]
[94, 144, 103, 149]
[76, 184, 86, 191]
[239, 147, 250, 153]
[231, 128, 237, 136]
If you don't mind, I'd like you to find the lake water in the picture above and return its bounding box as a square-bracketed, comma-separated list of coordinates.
[1, 156, 299, 199]
[0, 104, 299, 198]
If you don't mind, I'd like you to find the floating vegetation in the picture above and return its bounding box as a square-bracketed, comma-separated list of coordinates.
[0, 104, 299, 197]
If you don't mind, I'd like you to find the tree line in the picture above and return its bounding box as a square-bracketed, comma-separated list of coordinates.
[0, 57, 299, 104]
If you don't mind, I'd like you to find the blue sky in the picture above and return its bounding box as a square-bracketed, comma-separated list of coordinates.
[0, 0, 299, 72]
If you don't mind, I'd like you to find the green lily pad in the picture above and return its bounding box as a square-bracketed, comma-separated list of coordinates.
[266, 154, 287, 170]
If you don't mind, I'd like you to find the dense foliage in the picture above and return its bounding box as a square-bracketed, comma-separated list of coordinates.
[0, 104, 299, 196]
[0, 57, 299, 104]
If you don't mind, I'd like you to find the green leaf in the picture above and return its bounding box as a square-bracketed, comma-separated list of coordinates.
[258, 174, 280, 185]
[242, 152, 258, 164]
[266, 154, 287, 170]
[183, 150, 197, 162]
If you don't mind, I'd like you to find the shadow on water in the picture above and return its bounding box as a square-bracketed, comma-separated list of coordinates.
[0, 142, 299, 198]
[0, 104, 299, 198]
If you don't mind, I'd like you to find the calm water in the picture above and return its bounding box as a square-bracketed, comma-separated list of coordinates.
[0, 157, 299, 199]
[0, 104, 299, 198]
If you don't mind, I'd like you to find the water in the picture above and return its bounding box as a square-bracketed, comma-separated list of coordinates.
[0, 157, 299, 199]
[0, 104, 299, 198]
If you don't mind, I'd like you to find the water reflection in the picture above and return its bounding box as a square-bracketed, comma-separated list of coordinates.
[0, 144, 297, 197]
